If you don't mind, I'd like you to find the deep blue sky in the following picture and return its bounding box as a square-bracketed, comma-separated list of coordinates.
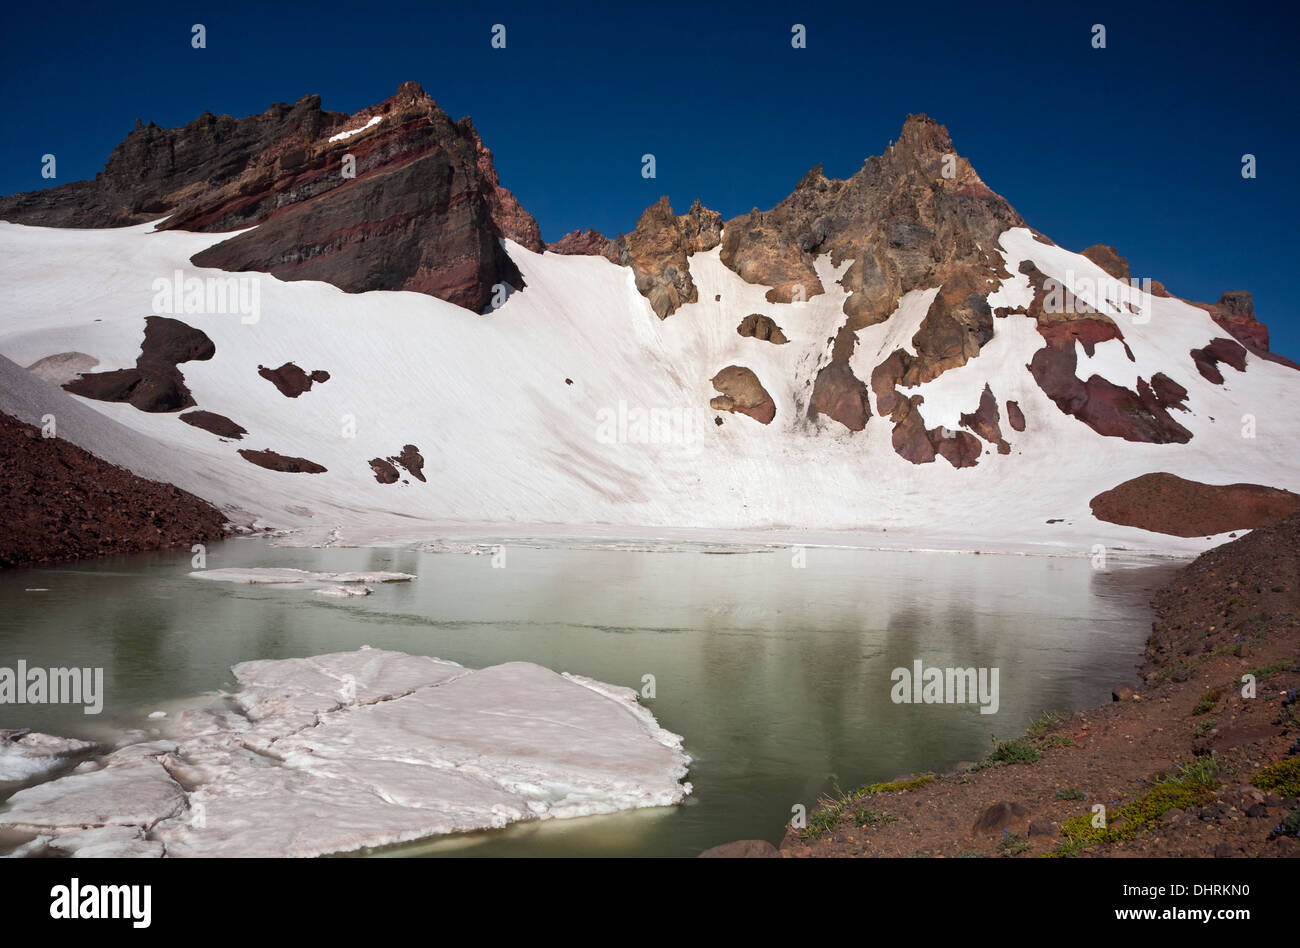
[3, 0, 1297, 356]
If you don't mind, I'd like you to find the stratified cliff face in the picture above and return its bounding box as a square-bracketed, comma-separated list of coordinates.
[0, 82, 542, 313]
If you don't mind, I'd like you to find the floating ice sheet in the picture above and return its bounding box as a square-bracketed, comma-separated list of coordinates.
[0, 649, 691, 857]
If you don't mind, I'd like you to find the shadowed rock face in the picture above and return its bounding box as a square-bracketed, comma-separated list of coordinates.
[63, 316, 215, 413]
[1091, 473, 1300, 537]
[603, 198, 722, 318]
[709, 365, 775, 424]
[0, 82, 541, 314]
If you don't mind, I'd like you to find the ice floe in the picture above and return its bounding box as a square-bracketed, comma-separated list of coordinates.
[0, 730, 99, 783]
[0, 649, 691, 857]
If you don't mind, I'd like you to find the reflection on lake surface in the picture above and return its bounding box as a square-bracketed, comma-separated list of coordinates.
[0, 538, 1179, 857]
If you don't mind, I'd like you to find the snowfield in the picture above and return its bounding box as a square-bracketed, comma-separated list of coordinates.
[0, 649, 692, 857]
[0, 219, 1297, 557]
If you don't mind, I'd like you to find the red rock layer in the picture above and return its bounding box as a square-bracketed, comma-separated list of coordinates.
[1090, 473, 1300, 537]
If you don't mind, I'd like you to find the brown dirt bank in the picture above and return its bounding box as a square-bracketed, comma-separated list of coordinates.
[774, 512, 1300, 858]
[0, 412, 228, 568]
[1090, 472, 1300, 538]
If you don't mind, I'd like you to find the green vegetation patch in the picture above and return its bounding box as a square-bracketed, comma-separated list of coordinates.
[1048, 760, 1219, 857]
[1251, 758, 1300, 798]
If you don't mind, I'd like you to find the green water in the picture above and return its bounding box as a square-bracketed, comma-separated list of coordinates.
[0, 538, 1177, 857]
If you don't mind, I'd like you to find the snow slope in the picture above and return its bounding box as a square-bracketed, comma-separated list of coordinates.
[0, 219, 1296, 556]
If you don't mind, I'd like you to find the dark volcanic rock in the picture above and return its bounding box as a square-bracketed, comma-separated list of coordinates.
[237, 449, 327, 474]
[1186, 291, 1299, 371]
[709, 365, 775, 425]
[933, 427, 984, 468]
[1190, 337, 1248, 385]
[63, 316, 215, 413]
[1005, 399, 1026, 432]
[960, 383, 1010, 453]
[1090, 473, 1300, 537]
[2, 82, 541, 314]
[1148, 372, 1189, 412]
[258, 362, 330, 398]
[369, 458, 400, 484]
[372, 444, 426, 484]
[0, 412, 226, 568]
[1018, 262, 1191, 444]
[737, 313, 788, 344]
[395, 444, 426, 482]
[179, 410, 247, 440]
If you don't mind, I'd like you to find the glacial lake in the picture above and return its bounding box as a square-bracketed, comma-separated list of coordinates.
[0, 539, 1179, 857]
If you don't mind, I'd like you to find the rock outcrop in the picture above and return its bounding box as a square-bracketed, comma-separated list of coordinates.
[603, 198, 722, 318]
[0, 83, 541, 314]
[1090, 473, 1300, 537]
[718, 114, 1021, 323]
[258, 362, 330, 398]
[709, 366, 775, 425]
[547, 229, 612, 256]
[63, 316, 215, 413]
[736, 313, 788, 344]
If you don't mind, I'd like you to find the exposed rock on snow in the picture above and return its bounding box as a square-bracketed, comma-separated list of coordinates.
[604, 197, 722, 318]
[258, 361, 330, 398]
[1089, 473, 1300, 538]
[737, 313, 788, 344]
[178, 409, 247, 440]
[237, 448, 328, 474]
[710, 365, 776, 425]
[63, 316, 214, 413]
[0, 650, 692, 857]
